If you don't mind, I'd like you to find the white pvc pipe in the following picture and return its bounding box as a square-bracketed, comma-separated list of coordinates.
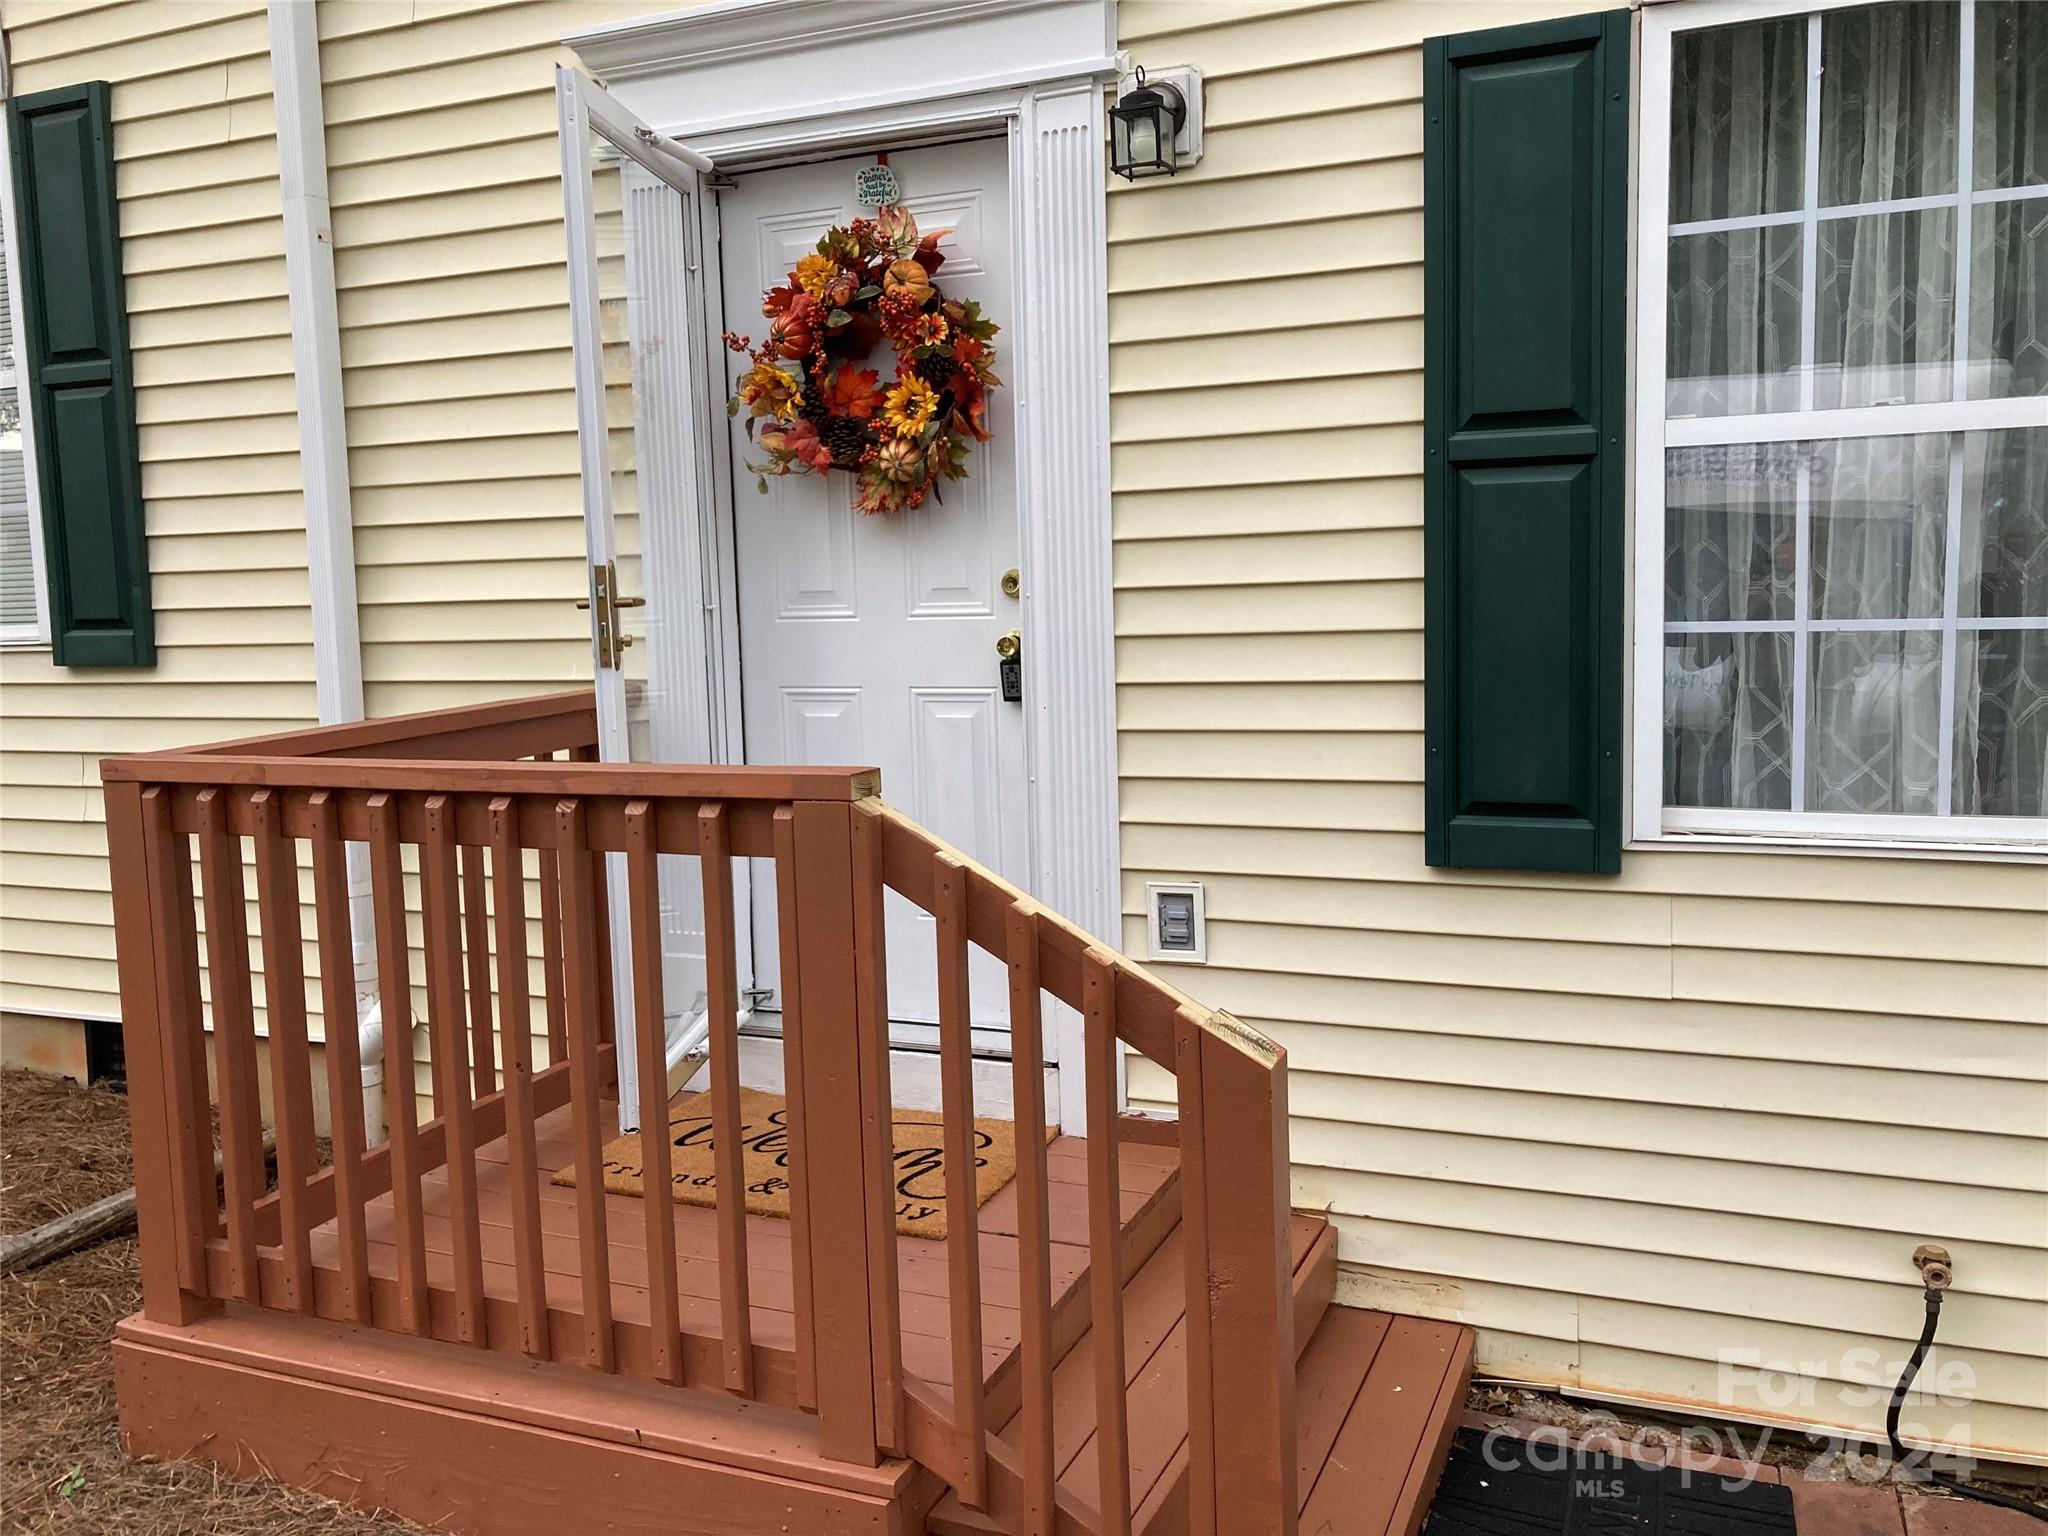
[345, 841, 388, 1145]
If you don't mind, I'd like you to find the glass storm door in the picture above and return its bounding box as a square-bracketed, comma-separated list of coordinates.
[556, 66, 736, 1131]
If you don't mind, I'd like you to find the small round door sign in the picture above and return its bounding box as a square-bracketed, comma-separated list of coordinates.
[855, 161, 899, 206]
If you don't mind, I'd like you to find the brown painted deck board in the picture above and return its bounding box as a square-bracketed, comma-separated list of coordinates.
[313, 1094, 1177, 1396]
[927, 1216, 1475, 1536]
[1298, 1312, 1476, 1536]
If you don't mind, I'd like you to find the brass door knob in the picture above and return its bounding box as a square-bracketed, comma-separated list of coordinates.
[1001, 567, 1021, 598]
[995, 630, 1020, 660]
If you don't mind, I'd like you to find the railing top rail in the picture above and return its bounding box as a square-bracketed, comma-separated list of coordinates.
[118, 690, 601, 763]
[100, 752, 882, 801]
[865, 797, 1282, 1074]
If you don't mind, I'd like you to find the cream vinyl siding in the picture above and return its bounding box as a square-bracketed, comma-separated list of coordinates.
[0, 0, 316, 1024]
[316, 0, 614, 721]
[1110, 0, 2048, 1462]
[313, 0, 641, 1101]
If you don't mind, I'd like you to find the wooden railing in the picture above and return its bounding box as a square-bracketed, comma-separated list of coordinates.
[103, 691, 1295, 1536]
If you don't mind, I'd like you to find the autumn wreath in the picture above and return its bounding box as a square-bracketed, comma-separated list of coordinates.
[725, 204, 1001, 515]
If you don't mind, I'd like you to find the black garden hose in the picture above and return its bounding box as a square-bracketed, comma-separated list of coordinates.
[1885, 1285, 2048, 1521]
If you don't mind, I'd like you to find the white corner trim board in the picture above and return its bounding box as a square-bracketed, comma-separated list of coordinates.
[563, 0, 1122, 1132]
[268, 0, 363, 729]
[269, 0, 388, 1144]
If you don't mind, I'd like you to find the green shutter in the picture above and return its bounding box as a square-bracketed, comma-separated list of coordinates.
[1423, 10, 1628, 875]
[7, 82, 153, 668]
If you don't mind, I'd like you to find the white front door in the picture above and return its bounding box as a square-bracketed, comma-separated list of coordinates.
[719, 140, 1029, 1046]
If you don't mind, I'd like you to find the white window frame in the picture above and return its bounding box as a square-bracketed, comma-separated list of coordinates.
[1633, 0, 2048, 854]
[0, 108, 50, 650]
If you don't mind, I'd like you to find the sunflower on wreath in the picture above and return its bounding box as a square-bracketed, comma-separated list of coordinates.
[725, 203, 1001, 515]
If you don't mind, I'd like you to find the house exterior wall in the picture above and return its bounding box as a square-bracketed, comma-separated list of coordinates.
[0, 0, 2040, 1464]
[1108, 0, 2047, 1462]
[1, 0, 317, 1024]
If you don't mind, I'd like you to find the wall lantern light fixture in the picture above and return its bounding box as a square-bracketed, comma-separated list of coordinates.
[1111, 64, 1201, 180]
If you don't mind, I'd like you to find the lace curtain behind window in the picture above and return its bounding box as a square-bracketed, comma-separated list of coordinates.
[1666, 2, 2047, 819]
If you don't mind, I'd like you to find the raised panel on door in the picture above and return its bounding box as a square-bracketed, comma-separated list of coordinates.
[721, 137, 1029, 1041]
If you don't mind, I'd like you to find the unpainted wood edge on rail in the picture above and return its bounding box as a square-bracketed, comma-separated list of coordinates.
[857, 797, 1280, 1070]
[101, 690, 602, 764]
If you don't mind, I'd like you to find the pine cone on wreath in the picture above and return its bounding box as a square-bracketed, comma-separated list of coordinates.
[913, 352, 957, 392]
[822, 415, 869, 466]
[798, 376, 830, 424]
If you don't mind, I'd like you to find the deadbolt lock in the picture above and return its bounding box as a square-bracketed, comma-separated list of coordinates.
[995, 630, 1020, 660]
[1001, 567, 1021, 598]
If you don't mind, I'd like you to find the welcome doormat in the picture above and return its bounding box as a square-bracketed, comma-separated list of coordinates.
[554, 1085, 1044, 1241]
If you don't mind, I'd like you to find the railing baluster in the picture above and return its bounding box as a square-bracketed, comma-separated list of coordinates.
[1007, 899, 1057, 1533]
[626, 799, 682, 1385]
[933, 854, 988, 1507]
[538, 842, 568, 1068]
[698, 801, 753, 1395]
[570, 743, 618, 1064]
[1084, 946, 1132, 1536]
[771, 806, 818, 1412]
[251, 789, 316, 1313]
[196, 789, 263, 1304]
[556, 796, 615, 1371]
[308, 793, 372, 1325]
[490, 797, 550, 1360]
[366, 792, 431, 1336]
[423, 795, 486, 1345]
[850, 801, 905, 1452]
[461, 842, 495, 1098]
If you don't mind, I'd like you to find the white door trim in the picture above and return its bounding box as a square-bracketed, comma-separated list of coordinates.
[564, 0, 1121, 1132]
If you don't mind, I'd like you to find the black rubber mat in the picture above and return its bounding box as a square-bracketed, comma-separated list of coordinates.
[1424, 1429, 1798, 1536]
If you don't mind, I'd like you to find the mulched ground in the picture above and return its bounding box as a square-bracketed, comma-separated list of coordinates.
[1, 1067, 418, 1534]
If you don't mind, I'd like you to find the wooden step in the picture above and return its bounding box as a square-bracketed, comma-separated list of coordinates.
[926, 1213, 1331, 1535]
[1295, 1306, 1476, 1536]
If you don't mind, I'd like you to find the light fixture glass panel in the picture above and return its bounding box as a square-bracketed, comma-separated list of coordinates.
[1127, 111, 1160, 169]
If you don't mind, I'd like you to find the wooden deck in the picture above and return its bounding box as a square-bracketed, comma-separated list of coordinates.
[104, 691, 1471, 1533]
[341, 1094, 1185, 1400]
[118, 1094, 1473, 1536]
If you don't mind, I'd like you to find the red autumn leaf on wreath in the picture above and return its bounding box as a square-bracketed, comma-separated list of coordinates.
[914, 231, 948, 277]
[761, 280, 802, 319]
[823, 364, 885, 420]
[780, 418, 835, 472]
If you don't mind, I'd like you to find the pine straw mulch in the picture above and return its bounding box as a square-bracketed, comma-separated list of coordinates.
[1, 1067, 422, 1535]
